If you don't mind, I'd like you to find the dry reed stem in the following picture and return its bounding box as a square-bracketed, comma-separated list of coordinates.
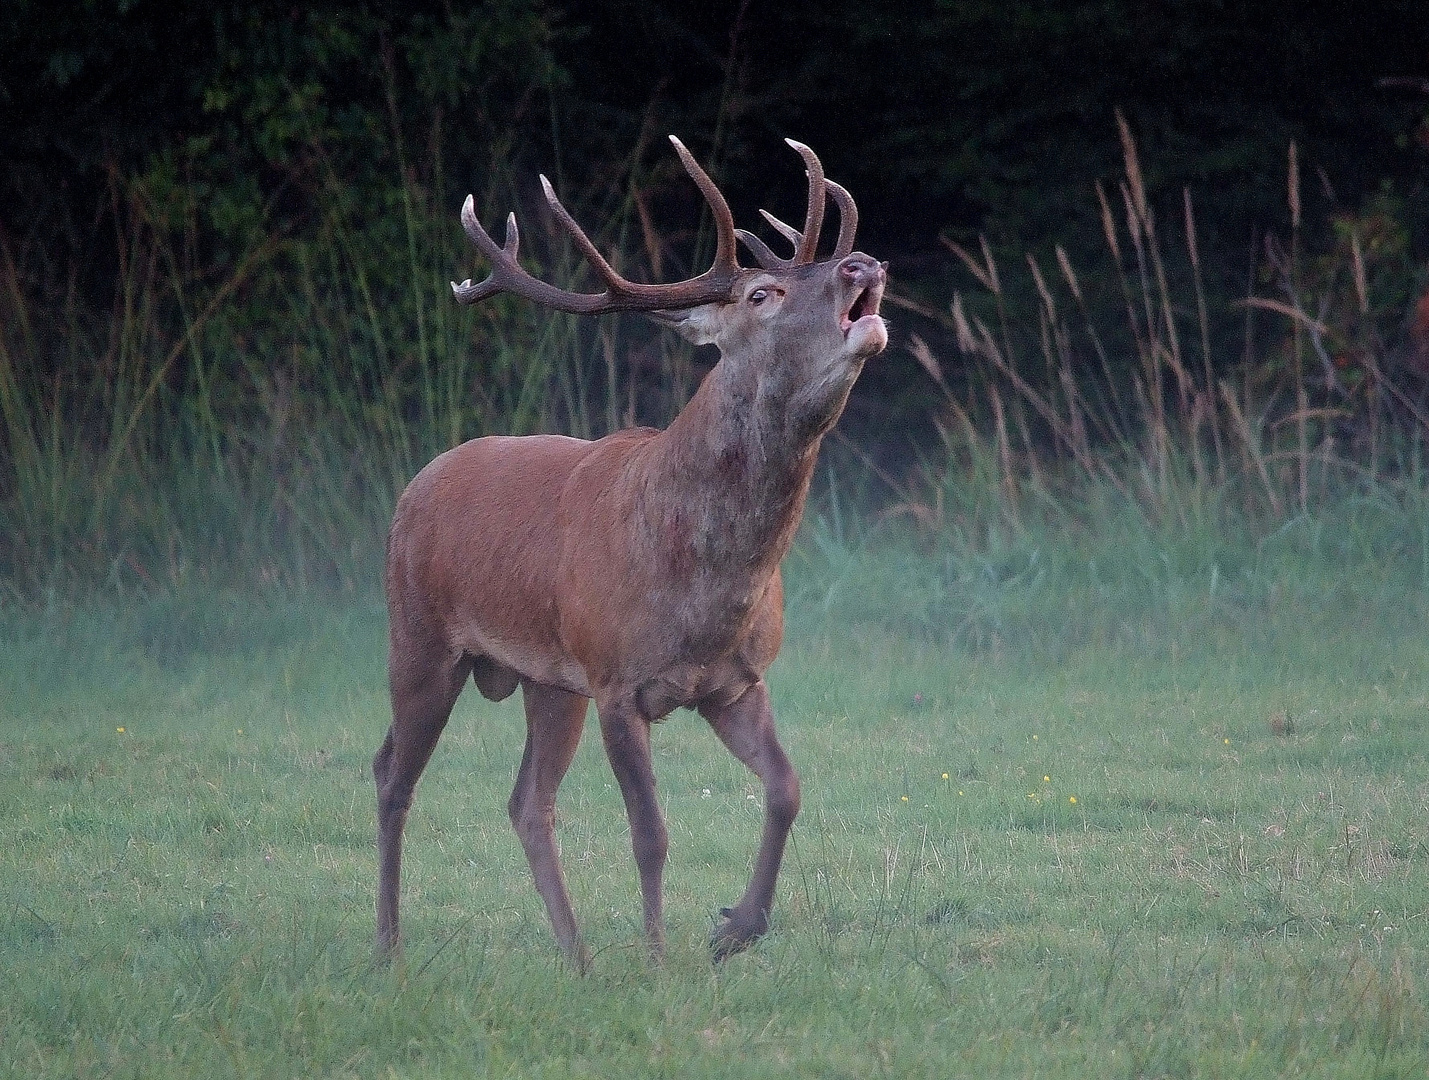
[1095, 180, 1154, 441]
[988, 380, 1017, 511]
[0, 230, 36, 356]
[1026, 254, 1057, 321]
[942, 236, 996, 294]
[1151, 240, 1192, 415]
[1057, 349, 1091, 466]
[1184, 186, 1223, 477]
[1116, 110, 1151, 235]
[949, 291, 995, 395]
[96, 231, 286, 501]
[1113, 121, 1189, 419]
[907, 333, 948, 393]
[969, 312, 1129, 499]
[951, 293, 976, 355]
[972, 315, 1063, 435]
[1054, 246, 1083, 305]
[1220, 380, 1285, 517]
[1118, 180, 1167, 491]
[1095, 181, 1123, 265]
[1359, 348, 1429, 436]
[1027, 257, 1091, 463]
[884, 290, 952, 322]
[1010, 396, 1045, 492]
[1112, 120, 1192, 432]
[829, 428, 917, 508]
[0, 237, 41, 485]
[632, 185, 664, 282]
[1033, 303, 1059, 456]
[1054, 243, 1127, 441]
[1119, 181, 1159, 372]
[1351, 232, 1369, 316]
[1288, 141, 1301, 232]
[1235, 297, 1332, 337]
[979, 235, 1002, 297]
[1288, 141, 1307, 513]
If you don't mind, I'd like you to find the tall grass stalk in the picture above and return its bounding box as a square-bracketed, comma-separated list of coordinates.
[924, 120, 1428, 548]
[4, 120, 1427, 603]
[0, 121, 705, 599]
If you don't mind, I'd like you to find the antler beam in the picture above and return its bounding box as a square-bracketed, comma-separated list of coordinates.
[452, 136, 741, 314]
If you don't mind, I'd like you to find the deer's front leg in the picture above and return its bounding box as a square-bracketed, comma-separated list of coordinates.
[598, 701, 668, 958]
[700, 680, 800, 960]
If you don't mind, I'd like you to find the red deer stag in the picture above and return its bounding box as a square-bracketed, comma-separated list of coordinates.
[375, 136, 886, 969]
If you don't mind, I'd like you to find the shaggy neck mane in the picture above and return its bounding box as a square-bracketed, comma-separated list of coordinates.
[641, 355, 824, 577]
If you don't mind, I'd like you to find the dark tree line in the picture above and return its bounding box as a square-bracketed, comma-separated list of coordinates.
[1, 0, 1427, 592]
[2, 0, 1426, 351]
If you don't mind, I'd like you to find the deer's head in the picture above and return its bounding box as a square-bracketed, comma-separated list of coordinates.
[453, 138, 886, 432]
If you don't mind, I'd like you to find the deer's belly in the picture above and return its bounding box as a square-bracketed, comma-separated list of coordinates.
[453, 619, 593, 698]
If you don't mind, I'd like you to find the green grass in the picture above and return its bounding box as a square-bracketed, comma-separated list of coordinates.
[3, 545, 1428, 1078]
[4, 112, 1426, 1075]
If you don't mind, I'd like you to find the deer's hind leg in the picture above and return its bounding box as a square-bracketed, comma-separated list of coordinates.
[598, 699, 669, 958]
[700, 680, 800, 960]
[374, 637, 470, 959]
[509, 681, 590, 970]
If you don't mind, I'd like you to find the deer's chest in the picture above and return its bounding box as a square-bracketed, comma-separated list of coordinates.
[628, 574, 782, 720]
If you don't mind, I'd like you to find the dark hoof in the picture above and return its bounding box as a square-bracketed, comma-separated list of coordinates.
[566, 942, 593, 976]
[710, 906, 769, 962]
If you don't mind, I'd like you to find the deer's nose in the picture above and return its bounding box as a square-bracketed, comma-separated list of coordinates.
[838, 255, 885, 286]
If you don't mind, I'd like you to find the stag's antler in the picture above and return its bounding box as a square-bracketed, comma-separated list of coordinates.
[734, 140, 859, 270]
[452, 136, 741, 313]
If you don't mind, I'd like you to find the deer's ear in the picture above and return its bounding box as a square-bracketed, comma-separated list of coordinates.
[645, 304, 721, 345]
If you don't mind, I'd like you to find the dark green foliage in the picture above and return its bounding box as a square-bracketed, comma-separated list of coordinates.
[5, 1, 1425, 301]
[1, 1, 1427, 597]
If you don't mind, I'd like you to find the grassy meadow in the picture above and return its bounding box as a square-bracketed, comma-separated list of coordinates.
[3, 510, 1429, 1078]
[3, 121, 1428, 1075]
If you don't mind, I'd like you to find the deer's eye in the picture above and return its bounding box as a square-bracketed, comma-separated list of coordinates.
[748, 288, 769, 304]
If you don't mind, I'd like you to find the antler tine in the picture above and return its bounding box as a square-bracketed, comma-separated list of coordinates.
[759, 209, 804, 251]
[785, 139, 826, 265]
[537, 174, 630, 294]
[827, 179, 859, 260]
[452, 201, 523, 304]
[726, 156, 858, 271]
[735, 227, 789, 270]
[452, 198, 606, 312]
[743, 175, 856, 269]
[667, 136, 739, 275]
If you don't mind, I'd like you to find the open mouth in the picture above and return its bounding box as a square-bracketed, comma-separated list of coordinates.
[839, 280, 884, 335]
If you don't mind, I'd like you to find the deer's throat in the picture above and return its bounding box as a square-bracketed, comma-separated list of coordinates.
[646, 373, 822, 577]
